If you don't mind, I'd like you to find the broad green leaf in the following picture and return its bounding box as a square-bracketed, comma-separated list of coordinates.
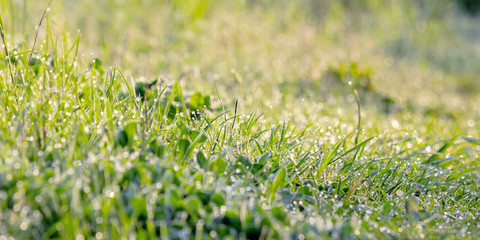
[149, 139, 166, 157]
[117, 129, 128, 147]
[209, 158, 227, 175]
[124, 122, 138, 140]
[196, 151, 208, 169]
[258, 152, 270, 164]
[178, 139, 191, 157]
[211, 193, 225, 206]
[131, 197, 147, 216]
[271, 206, 286, 221]
[272, 168, 287, 197]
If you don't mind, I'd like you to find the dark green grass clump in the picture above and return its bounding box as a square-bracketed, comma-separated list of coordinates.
[457, 0, 480, 15]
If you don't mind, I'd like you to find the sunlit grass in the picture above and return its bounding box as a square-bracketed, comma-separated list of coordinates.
[0, 0, 479, 239]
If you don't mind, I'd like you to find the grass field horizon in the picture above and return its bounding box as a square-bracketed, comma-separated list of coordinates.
[0, 0, 479, 239]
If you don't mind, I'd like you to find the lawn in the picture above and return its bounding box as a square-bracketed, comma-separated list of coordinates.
[0, 0, 479, 239]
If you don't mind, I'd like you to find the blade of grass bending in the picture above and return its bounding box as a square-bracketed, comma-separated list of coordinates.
[0, 12, 15, 86]
[317, 136, 346, 177]
[162, 82, 176, 123]
[278, 121, 286, 152]
[351, 85, 361, 145]
[244, 111, 263, 135]
[336, 177, 342, 199]
[202, 111, 229, 132]
[343, 176, 364, 202]
[66, 34, 80, 70]
[182, 130, 208, 164]
[252, 138, 264, 154]
[149, 84, 168, 121]
[460, 136, 480, 145]
[105, 66, 117, 98]
[334, 136, 375, 162]
[213, 80, 227, 152]
[117, 68, 141, 123]
[424, 135, 460, 164]
[29, 0, 53, 62]
[231, 99, 238, 129]
[116, 66, 134, 95]
[176, 78, 188, 120]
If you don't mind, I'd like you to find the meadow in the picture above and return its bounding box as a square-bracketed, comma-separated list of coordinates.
[0, 0, 479, 239]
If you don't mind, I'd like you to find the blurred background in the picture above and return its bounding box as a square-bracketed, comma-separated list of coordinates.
[1, 0, 479, 138]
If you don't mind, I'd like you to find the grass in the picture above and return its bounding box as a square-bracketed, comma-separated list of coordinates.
[0, 0, 479, 239]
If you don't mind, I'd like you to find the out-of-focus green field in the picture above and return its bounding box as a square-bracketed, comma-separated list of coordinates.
[0, 0, 479, 239]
